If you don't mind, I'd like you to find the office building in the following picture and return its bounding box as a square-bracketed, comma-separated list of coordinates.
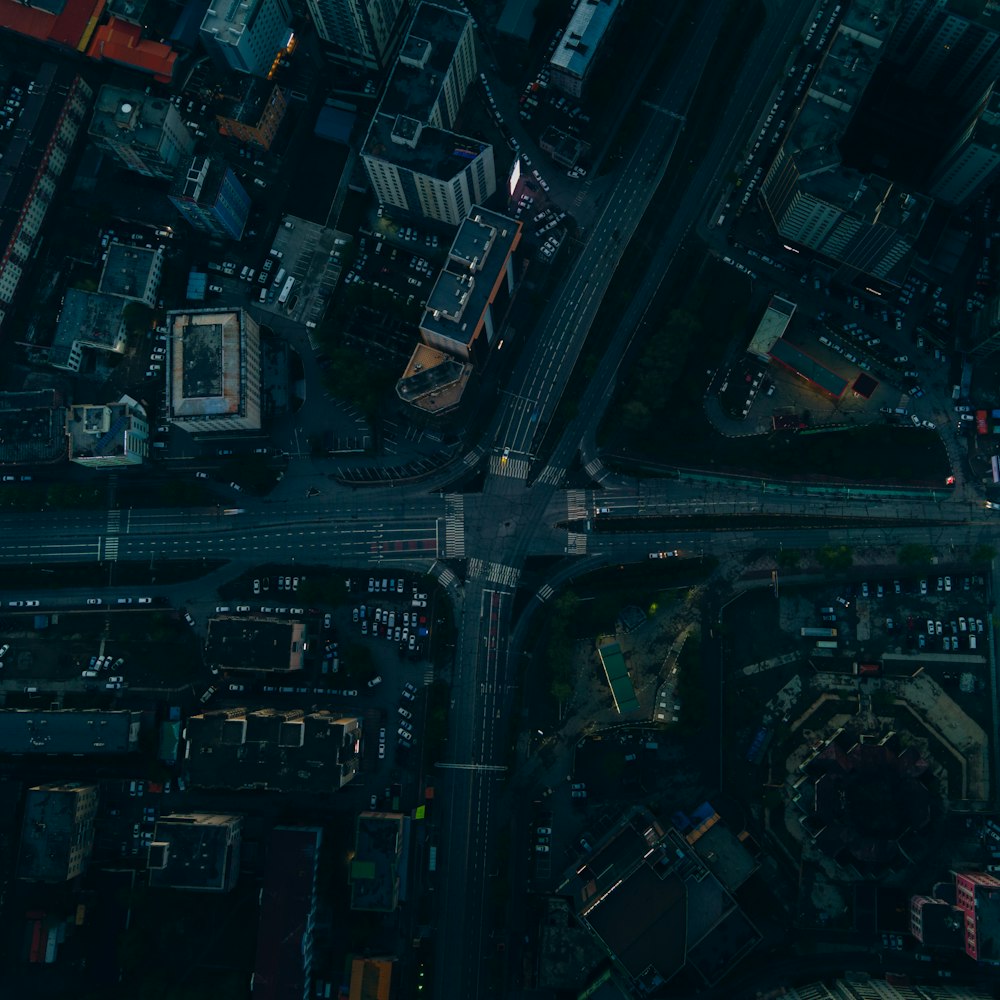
[548, 0, 622, 97]
[99, 242, 164, 307]
[360, 1, 493, 223]
[363, 115, 495, 225]
[169, 155, 251, 239]
[417, 206, 520, 363]
[396, 343, 473, 417]
[0, 65, 93, 334]
[89, 86, 194, 180]
[350, 812, 406, 912]
[216, 78, 288, 151]
[252, 827, 322, 1000]
[164, 309, 262, 433]
[760, 0, 931, 283]
[308, 0, 409, 70]
[48, 289, 128, 372]
[66, 396, 149, 468]
[929, 90, 1000, 206]
[17, 782, 99, 882]
[890, 0, 1000, 112]
[200, 0, 292, 77]
[147, 813, 243, 892]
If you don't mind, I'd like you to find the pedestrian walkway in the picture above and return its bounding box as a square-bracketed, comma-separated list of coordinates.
[490, 454, 530, 480]
[443, 494, 465, 558]
[565, 489, 588, 520]
[565, 532, 587, 554]
[535, 464, 563, 486]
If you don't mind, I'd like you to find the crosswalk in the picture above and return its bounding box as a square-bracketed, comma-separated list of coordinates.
[443, 494, 465, 558]
[437, 566, 458, 589]
[103, 510, 121, 561]
[422, 666, 435, 685]
[490, 454, 530, 479]
[538, 583, 554, 602]
[566, 532, 587, 555]
[584, 458, 609, 483]
[467, 558, 520, 589]
[565, 489, 588, 520]
[463, 446, 484, 468]
[535, 464, 563, 486]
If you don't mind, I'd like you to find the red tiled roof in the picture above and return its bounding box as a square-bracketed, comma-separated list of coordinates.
[0, 0, 105, 50]
[86, 18, 177, 82]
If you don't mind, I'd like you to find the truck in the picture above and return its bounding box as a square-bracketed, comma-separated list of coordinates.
[277, 276, 295, 305]
[816, 640, 839, 649]
[800, 626, 838, 638]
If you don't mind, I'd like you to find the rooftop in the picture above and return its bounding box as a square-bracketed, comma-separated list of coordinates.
[166, 309, 252, 420]
[99, 241, 160, 300]
[380, 1, 471, 123]
[550, 0, 622, 80]
[86, 17, 178, 83]
[186, 709, 361, 792]
[253, 826, 322, 1000]
[396, 343, 473, 413]
[90, 85, 177, 150]
[65, 397, 147, 463]
[218, 76, 279, 127]
[596, 640, 639, 713]
[201, 0, 281, 47]
[747, 295, 796, 359]
[52, 289, 127, 363]
[420, 207, 522, 347]
[0, 709, 139, 755]
[0, 389, 67, 465]
[148, 813, 242, 892]
[0, 0, 103, 50]
[350, 812, 406, 911]
[204, 615, 307, 673]
[17, 782, 97, 882]
[769, 338, 848, 398]
[364, 112, 488, 182]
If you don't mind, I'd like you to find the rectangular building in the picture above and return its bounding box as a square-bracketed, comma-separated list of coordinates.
[307, 0, 409, 70]
[216, 78, 288, 151]
[185, 709, 362, 791]
[17, 782, 99, 882]
[200, 0, 292, 77]
[0, 65, 93, 333]
[548, 0, 622, 97]
[48, 289, 128, 372]
[169, 155, 251, 240]
[89, 86, 194, 179]
[0, 710, 140, 755]
[360, 2, 489, 224]
[929, 90, 1000, 206]
[147, 813, 243, 892]
[164, 309, 262, 433]
[66, 396, 150, 468]
[98, 242, 164, 307]
[954, 870, 1000, 962]
[418, 206, 521, 363]
[252, 827, 322, 1000]
[204, 615, 308, 673]
[363, 114, 495, 225]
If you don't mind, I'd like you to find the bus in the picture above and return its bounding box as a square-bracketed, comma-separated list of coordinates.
[277, 276, 295, 305]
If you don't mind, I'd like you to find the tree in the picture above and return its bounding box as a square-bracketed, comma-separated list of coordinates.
[973, 543, 997, 565]
[898, 543, 933, 567]
[816, 544, 853, 571]
[776, 548, 801, 570]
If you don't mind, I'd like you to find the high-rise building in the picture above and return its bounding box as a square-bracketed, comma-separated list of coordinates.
[200, 0, 292, 77]
[363, 115, 495, 225]
[929, 89, 1000, 206]
[307, 0, 409, 70]
[89, 86, 194, 179]
[169, 156, 251, 239]
[17, 783, 99, 882]
[165, 309, 262, 432]
[548, 0, 622, 97]
[0, 65, 93, 333]
[890, 0, 1000, 111]
[779, 973, 990, 999]
[759, 0, 932, 283]
[360, 2, 493, 224]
